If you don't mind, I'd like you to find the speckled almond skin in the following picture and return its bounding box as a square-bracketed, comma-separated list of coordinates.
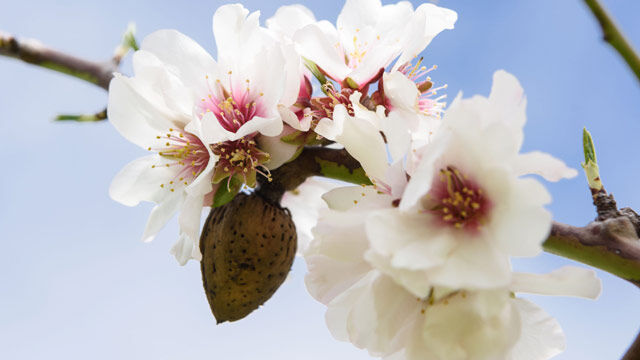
[200, 193, 297, 323]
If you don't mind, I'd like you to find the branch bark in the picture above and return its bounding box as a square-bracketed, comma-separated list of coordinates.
[0, 31, 117, 90]
[584, 0, 640, 84]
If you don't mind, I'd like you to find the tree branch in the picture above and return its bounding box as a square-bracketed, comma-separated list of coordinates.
[584, 0, 640, 84]
[545, 219, 640, 286]
[257, 147, 370, 204]
[0, 31, 117, 90]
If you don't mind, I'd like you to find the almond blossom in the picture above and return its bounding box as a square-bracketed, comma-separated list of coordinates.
[292, 0, 457, 87]
[109, 4, 302, 264]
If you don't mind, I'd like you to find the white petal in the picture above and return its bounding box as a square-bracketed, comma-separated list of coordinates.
[346, 274, 419, 355]
[304, 253, 371, 305]
[322, 186, 390, 212]
[257, 131, 299, 170]
[399, 132, 448, 210]
[383, 71, 419, 111]
[107, 75, 176, 149]
[507, 299, 566, 360]
[109, 155, 177, 207]
[281, 178, 338, 253]
[280, 105, 311, 131]
[171, 193, 205, 264]
[233, 115, 283, 140]
[294, 24, 350, 82]
[395, 4, 457, 68]
[515, 151, 578, 182]
[324, 272, 376, 341]
[335, 107, 389, 181]
[383, 110, 412, 163]
[365, 209, 450, 263]
[267, 4, 316, 39]
[141, 192, 182, 243]
[490, 177, 552, 257]
[511, 266, 602, 299]
[428, 240, 512, 289]
[419, 290, 521, 360]
[141, 29, 219, 97]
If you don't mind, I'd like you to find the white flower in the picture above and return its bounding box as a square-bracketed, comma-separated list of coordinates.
[305, 190, 601, 360]
[108, 4, 304, 264]
[108, 51, 217, 265]
[139, 4, 302, 186]
[360, 71, 578, 294]
[292, 0, 457, 87]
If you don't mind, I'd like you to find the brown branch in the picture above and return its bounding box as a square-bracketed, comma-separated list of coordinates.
[545, 219, 640, 287]
[0, 31, 117, 90]
[257, 147, 366, 204]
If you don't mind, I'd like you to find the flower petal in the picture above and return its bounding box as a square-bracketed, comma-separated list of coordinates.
[507, 299, 566, 360]
[108, 75, 177, 149]
[141, 192, 182, 243]
[515, 151, 578, 182]
[109, 155, 177, 207]
[511, 266, 602, 299]
[141, 29, 219, 97]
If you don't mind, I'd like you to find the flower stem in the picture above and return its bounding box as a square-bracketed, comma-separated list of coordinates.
[584, 0, 640, 84]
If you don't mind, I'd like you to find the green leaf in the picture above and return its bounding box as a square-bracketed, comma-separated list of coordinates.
[212, 177, 242, 208]
[316, 157, 372, 185]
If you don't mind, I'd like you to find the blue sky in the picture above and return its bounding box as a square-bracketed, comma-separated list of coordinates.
[1, 0, 639, 359]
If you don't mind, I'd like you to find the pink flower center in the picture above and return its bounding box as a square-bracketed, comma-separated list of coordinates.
[425, 166, 491, 232]
[310, 83, 355, 119]
[199, 75, 266, 133]
[149, 129, 210, 192]
[210, 138, 271, 188]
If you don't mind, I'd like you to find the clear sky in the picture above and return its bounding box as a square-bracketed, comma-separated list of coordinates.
[1, 1, 639, 359]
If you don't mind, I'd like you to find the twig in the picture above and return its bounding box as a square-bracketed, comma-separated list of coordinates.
[55, 108, 107, 122]
[0, 31, 117, 90]
[0, 25, 136, 122]
[584, 0, 640, 84]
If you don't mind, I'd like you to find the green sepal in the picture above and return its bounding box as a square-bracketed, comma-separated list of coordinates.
[303, 57, 328, 86]
[212, 176, 242, 208]
[316, 157, 372, 185]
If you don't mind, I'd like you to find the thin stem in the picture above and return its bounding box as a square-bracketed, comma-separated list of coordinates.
[0, 31, 117, 90]
[584, 0, 640, 84]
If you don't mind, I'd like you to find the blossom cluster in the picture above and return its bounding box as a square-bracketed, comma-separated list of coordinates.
[107, 1, 601, 359]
